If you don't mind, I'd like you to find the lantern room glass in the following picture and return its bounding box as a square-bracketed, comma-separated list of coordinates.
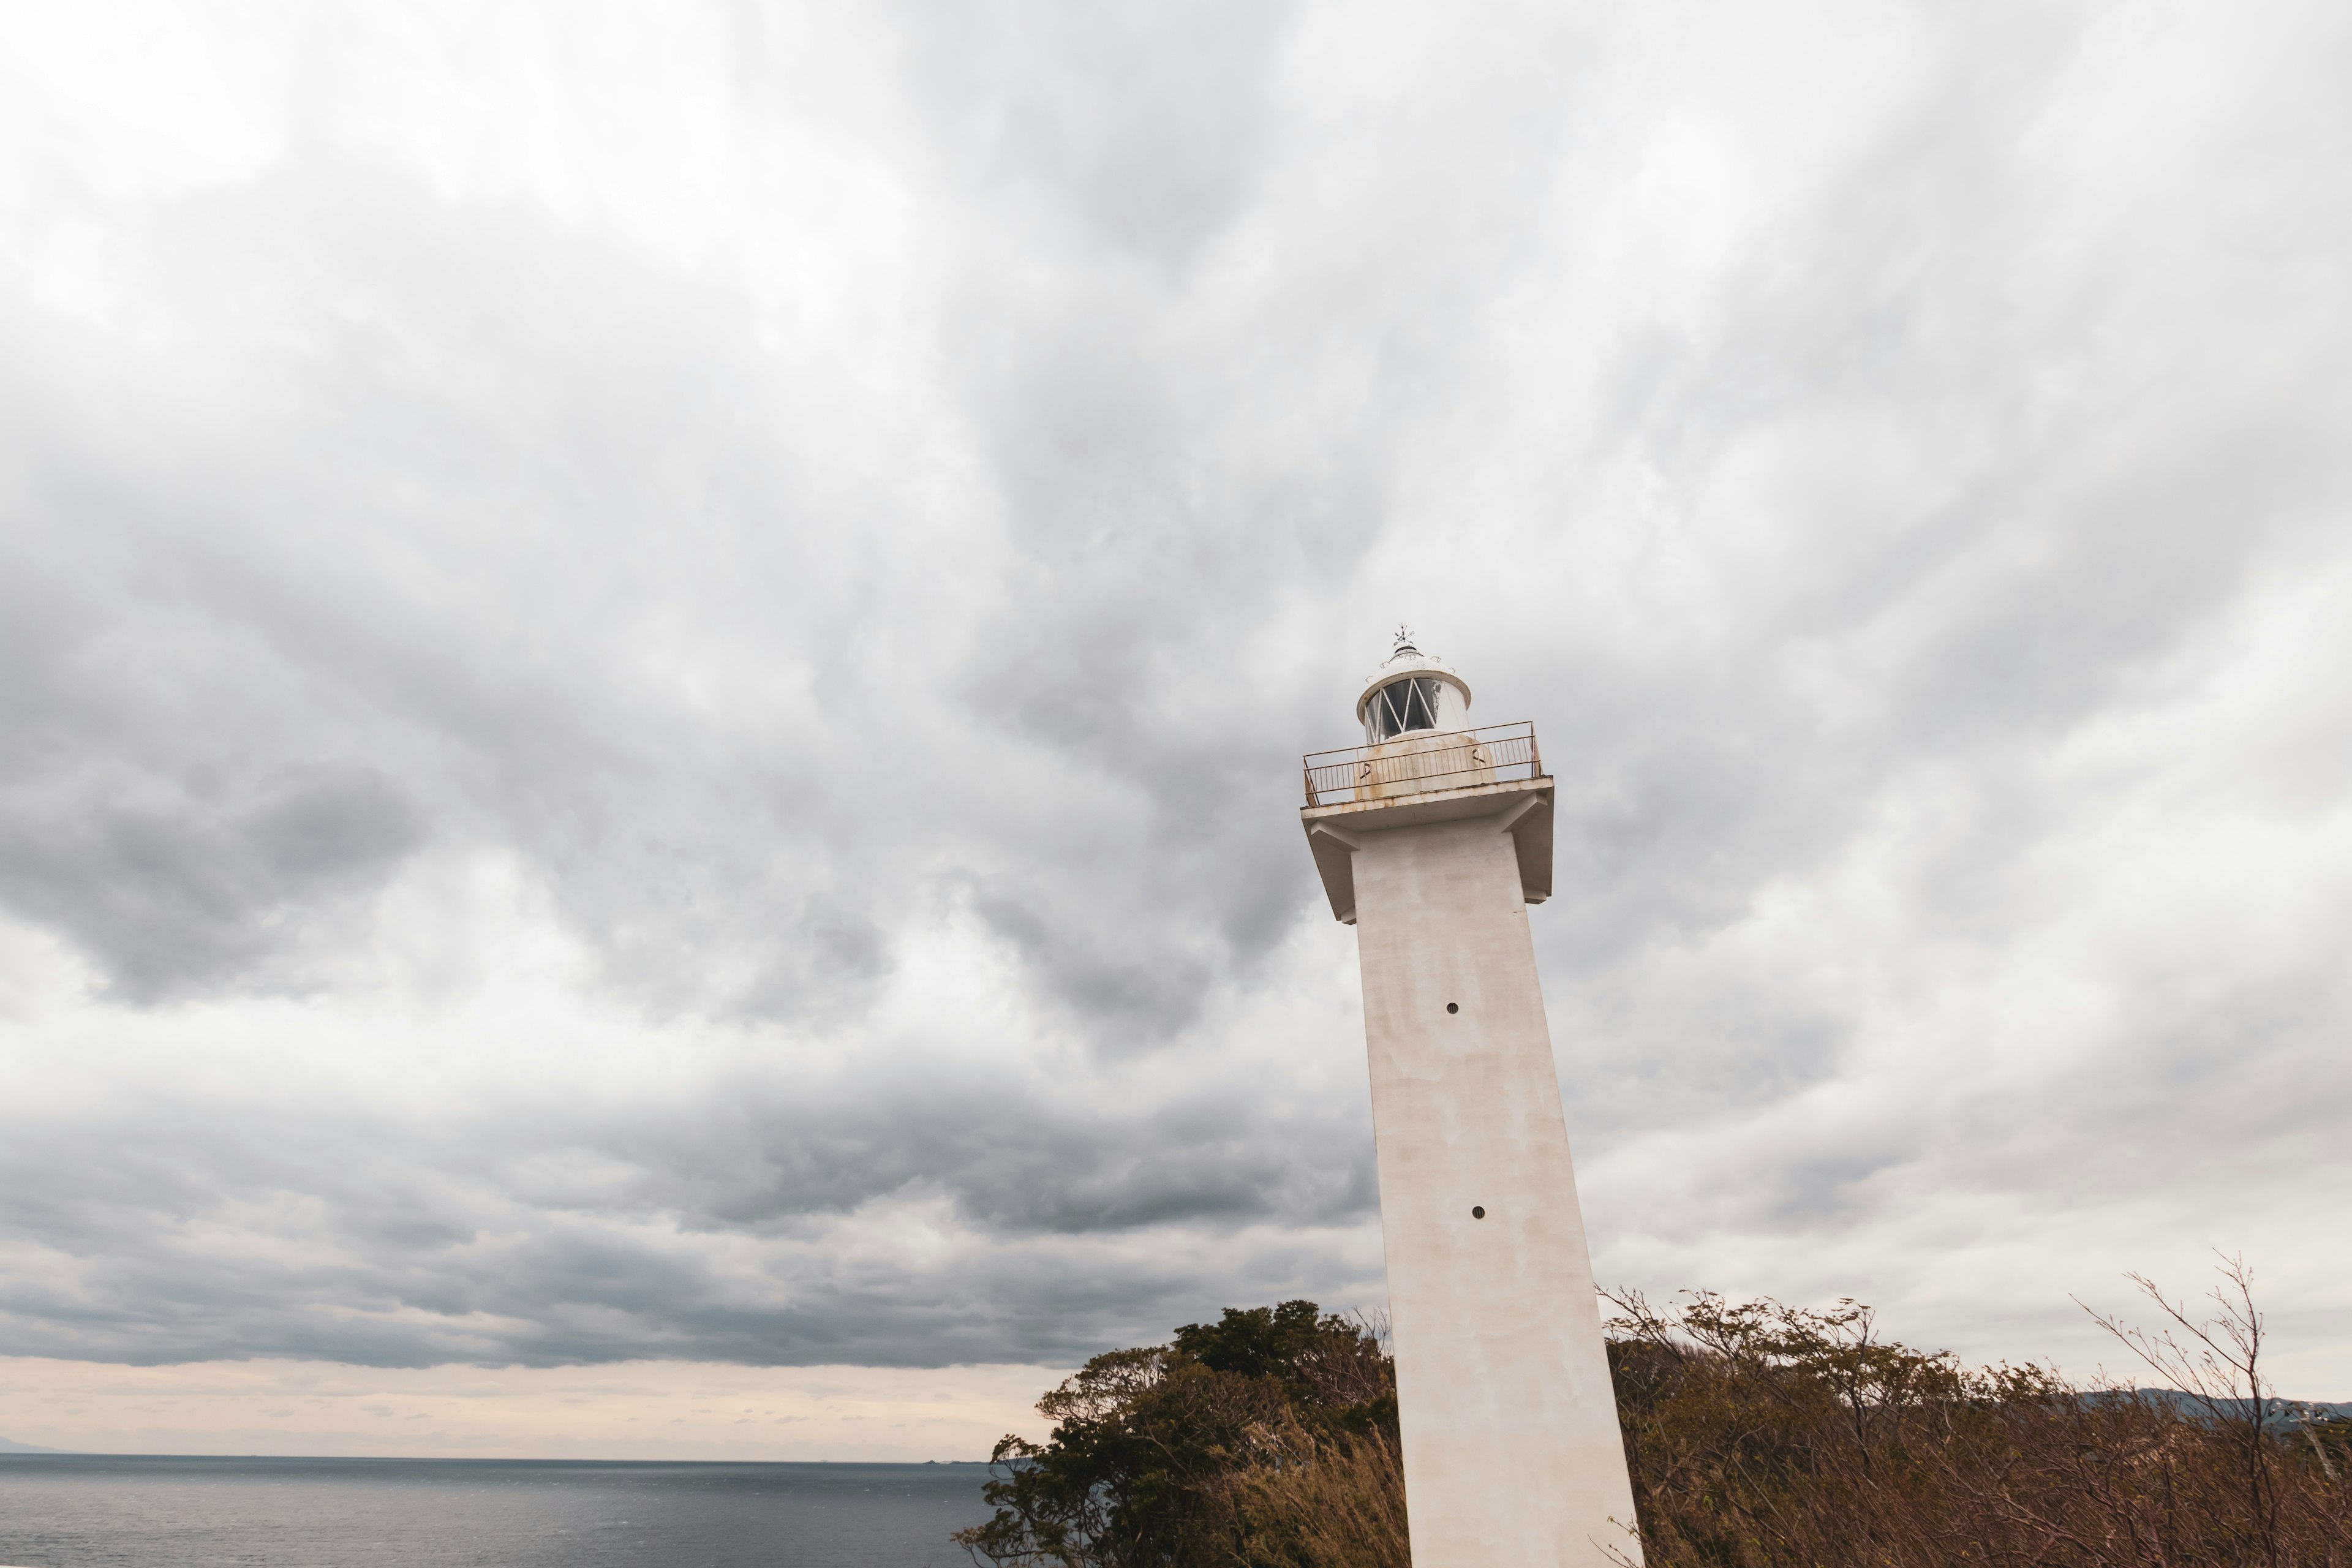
[1370, 676, 1442, 739]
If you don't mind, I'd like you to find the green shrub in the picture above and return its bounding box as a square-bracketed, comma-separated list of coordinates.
[953, 1301, 1401, 1567]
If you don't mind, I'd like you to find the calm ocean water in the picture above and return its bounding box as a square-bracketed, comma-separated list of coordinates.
[0, 1454, 994, 1567]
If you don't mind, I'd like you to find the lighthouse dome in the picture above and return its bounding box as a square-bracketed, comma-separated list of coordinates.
[1355, 631, 1472, 742]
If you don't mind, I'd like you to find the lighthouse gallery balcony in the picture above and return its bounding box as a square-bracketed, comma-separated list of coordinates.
[1300, 720, 1542, 808]
[1298, 720, 1554, 925]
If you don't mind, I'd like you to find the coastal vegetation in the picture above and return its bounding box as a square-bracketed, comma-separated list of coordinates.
[956, 1262, 2350, 1567]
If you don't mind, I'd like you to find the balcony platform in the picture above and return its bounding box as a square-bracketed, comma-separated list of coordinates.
[1300, 772, 1553, 925]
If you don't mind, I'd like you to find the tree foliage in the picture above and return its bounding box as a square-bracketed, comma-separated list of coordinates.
[959, 1265, 2351, 1567]
[1607, 1262, 2352, 1565]
[953, 1300, 1404, 1567]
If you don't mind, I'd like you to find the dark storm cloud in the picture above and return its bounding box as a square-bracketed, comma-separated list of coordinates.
[0, 1057, 1380, 1365]
[0, 0, 2348, 1376]
[0, 765, 424, 1000]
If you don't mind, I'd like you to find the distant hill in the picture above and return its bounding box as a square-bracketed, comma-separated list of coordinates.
[2120, 1392, 2352, 1429]
[0, 1436, 64, 1453]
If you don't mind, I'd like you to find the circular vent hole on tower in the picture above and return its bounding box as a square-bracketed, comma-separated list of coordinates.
[1471, 1205, 1486, 1219]
[1446, 1002, 1459, 1014]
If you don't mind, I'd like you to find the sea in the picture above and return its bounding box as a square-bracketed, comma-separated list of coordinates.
[0, 1453, 995, 1567]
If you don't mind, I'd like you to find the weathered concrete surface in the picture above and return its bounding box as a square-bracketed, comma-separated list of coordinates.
[1346, 805, 1640, 1567]
[1305, 775, 1553, 922]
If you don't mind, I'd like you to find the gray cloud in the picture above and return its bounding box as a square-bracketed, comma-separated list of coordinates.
[0, 1057, 1381, 1365]
[0, 764, 425, 1000]
[0, 0, 2347, 1382]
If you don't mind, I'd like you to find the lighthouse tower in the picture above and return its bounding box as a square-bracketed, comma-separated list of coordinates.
[1300, 634, 1639, 1567]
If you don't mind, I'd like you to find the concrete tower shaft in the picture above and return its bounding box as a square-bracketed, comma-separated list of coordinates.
[1300, 646, 1640, 1567]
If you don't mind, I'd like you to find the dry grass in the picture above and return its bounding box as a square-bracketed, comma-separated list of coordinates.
[1603, 1262, 2351, 1567]
[1227, 1429, 1411, 1568]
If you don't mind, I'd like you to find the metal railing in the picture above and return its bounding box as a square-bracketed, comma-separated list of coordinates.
[1302, 721, 1542, 807]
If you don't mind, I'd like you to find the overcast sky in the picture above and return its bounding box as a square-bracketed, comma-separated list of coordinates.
[1, 0, 2348, 1458]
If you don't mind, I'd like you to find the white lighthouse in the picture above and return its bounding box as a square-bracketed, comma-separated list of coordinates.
[1300, 633, 1640, 1567]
